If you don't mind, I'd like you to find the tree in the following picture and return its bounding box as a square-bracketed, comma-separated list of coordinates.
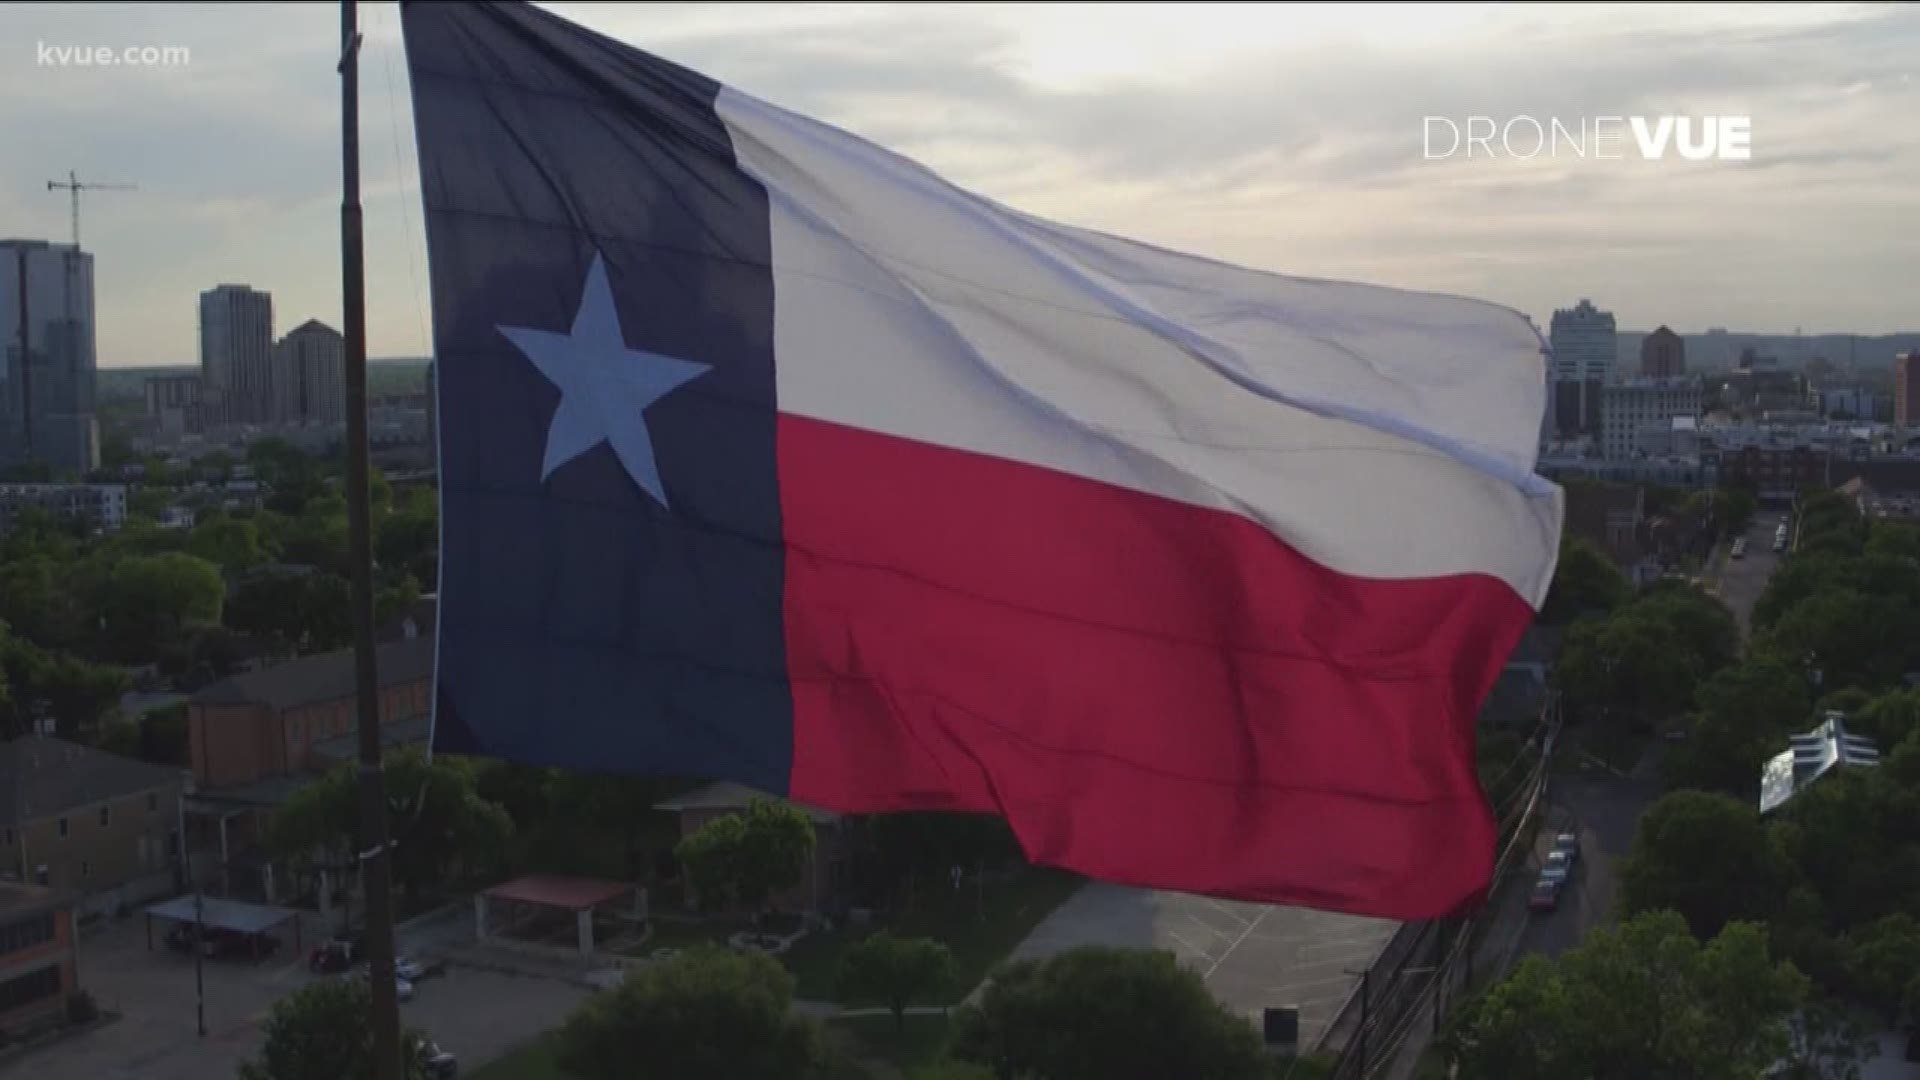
[1849, 687, 1920, 750]
[237, 976, 431, 1080]
[1769, 773, 1917, 934]
[268, 749, 511, 905]
[908, 1065, 997, 1080]
[1770, 999, 1881, 1080]
[838, 933, 957, 1031]
[1716, 487, 1757, 539]
[1864, 522, 1920, 564]
[674, 799, 815, 915]
[188, 515, 273, 575]
[1540, 537, 1631, 625]
[868, 812, 1019, 909]
[1756, 589, 1920, 694]
[1665, 658, 1810, 797]
[556, 946, 829, 1080]
[1553, 610, 1694, 732]
[950, 947, 1273, 1080]
[1625, 587, 1739, 678]
[1844, 914, 1920, 1025]
[1618, 790, 1791, 937]
[0, 557, 87, 651]
[1443, 912, 1807, 1080]
[99, 552, 225, 661]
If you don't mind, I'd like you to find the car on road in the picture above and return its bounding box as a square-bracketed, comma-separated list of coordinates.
[395, 955, 425, 981]
[1541, 849, 1572, 885]
[1731, 538, 1747, 559]
[396, 976, 415, 1003]
[1528, 878, 1561, 913]
[310, 939, 359, 973]
[418, 1039, 459, 1079]
[1553, 832, 1581, 864]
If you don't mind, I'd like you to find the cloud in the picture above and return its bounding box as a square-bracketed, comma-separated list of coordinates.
[4, 1, 1916, 369]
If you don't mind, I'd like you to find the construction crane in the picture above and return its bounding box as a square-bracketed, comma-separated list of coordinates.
[46, 170, 135, 250]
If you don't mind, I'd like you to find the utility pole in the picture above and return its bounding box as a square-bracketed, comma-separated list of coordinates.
[339, 4, 403, 1078]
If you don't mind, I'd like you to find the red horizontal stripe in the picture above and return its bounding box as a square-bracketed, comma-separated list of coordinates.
[778, 414, 1532, 920]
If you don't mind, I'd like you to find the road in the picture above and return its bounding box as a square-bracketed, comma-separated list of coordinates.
[1707, 508, 1790, 638]
[1509, 768, 1662, 961]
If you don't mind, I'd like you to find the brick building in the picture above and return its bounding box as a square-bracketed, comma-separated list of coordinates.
[185, 635, 434, 895]
[1702, 443, 1832, 501]
[0, 883, 80, 1034]
[0, 736, 185, 917]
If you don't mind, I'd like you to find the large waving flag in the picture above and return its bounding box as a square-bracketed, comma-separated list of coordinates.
[402, 1, 1563, 920]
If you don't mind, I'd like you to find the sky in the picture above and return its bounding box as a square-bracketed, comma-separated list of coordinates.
[5, 1, 1918, 369]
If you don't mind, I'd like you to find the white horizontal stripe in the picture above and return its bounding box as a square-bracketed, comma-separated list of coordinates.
[716, 88, 1563, 606]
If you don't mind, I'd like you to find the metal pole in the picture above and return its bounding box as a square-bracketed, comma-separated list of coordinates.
[194, 889, 205, 1038]
[339, 4, 402, 1077]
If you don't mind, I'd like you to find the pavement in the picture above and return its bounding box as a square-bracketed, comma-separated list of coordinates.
[1004, 882, 1398, 1049]
[14, 906, 593, 1079]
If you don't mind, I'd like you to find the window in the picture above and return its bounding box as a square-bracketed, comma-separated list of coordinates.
[0, 913, 55, 958]
[99, 806, 110, 828]
[57, 818, 67, 839]
[0, 965, 62, 1012]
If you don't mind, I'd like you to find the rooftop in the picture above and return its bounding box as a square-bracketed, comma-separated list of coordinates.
[653, 780, 841, 824]
[0, 736, 185, 826]
[1759, 713, 1879, 815]
[481, 875, 637, 912]
[191, 634, 435, 713]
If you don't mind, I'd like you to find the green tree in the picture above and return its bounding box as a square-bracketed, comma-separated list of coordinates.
[0, 557, 87, 651]
[1554, 610, 1694, 732]
[556, 946, 829, 1080]
[950, 947, 1273, 1080]
[1849, 687, 1920, 750]
[1443, 912, 1808, 1080]
[237, 976, 431, 1080]
[99, 552, 225, 661]
[1769, 773, 1918, 934]
[267, 749, 511, 905]
[188, 515, 272, 575]
[837, 933, 957, 1031]
[1666, 658, 1811, 797]
[1756, 589, 1920, 694]
[1541, 537, 1632, 625]
[1618, 790, 1792, 937]
[1844, 914, 1920, 1025]
[868, 812, 1019, 909]
[907, 1064, 997, 1080]
[1716, 487, 1757, 539]
[674, 799, 815, 915]
[1625, 586, 1739, 678]
[1864, 522, 1920, 563]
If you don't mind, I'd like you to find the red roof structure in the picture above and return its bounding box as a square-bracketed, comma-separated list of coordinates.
[480, 874, 633, 912]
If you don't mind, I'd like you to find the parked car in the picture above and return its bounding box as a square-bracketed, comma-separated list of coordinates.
[1528, 878, 1561, 913]
[395, 955, 425, 981]
[1552, 832, 1581, 864]
[395, 976, 415, 1003]
[310, 939, 359, 973]
[419, 1039, 459, 1079]
[1541, 849, 1572, 885]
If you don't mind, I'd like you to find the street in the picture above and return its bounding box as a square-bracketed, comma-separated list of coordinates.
[1510, 769, 1662, 961]
[1707, 508, 1790, 638]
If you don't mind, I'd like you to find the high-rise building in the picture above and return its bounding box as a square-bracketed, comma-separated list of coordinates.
[1600, 377, 1702, 461]
[143, 372, 202, 436]
[0, 239, 98, 474]
[1548, 299, 1616, 437]
[199, 284, 274, 425]
[1639, 325, 1685, 378]
[1895, 352, 1920, 428]
[271, 320, 345, 426]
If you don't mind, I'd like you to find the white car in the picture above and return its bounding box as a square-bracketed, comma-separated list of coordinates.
[1541, 849, 1572, 884]
[395, 976, 415, 1003]
[395, 956, 425, 981]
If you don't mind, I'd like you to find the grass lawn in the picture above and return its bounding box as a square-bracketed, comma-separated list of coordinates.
[829, 1012, 953, 1071]
[469, 1031, 567, 1080]
[785, 867, 1082, 1002]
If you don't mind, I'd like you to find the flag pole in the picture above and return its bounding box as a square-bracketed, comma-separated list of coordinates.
[339, 2, 404, 1077]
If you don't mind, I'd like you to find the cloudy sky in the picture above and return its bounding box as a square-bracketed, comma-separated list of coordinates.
[5, 1, 1917, 368]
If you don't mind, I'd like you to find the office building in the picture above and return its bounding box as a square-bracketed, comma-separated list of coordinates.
[1548, 299, 1616, 437]
[199, 284, 274, 425]
[0, 240, 98, 474]
[1639, 325, 1685, 378]
[271, 320, 345, 426]
[1600, 378, 1702, 461]
[1897, 352, 1920, 428]
[0, 483, 125, 533]
[0, 883, 79, 1035]
[0, 736, 184, 915]
[143, 372, 202, 436]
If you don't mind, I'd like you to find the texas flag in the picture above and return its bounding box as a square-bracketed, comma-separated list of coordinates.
[401, 1, 1563, 920]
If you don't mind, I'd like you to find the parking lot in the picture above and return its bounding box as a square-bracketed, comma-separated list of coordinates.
[25, 910, 593, 1080]
[1006, 882, 1398, 1048]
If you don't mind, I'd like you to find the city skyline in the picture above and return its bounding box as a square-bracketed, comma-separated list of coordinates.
[5, 1, 1919, 368]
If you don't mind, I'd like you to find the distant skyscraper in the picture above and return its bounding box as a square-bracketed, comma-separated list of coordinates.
[271, 320, 345, 426]
[199, 284, 274, 425]
[1639, 325, 1685, 379]
[1548, 299, 1616, 437]
[1896, 352, 1920, 428]
[0, 239, 98, 474]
